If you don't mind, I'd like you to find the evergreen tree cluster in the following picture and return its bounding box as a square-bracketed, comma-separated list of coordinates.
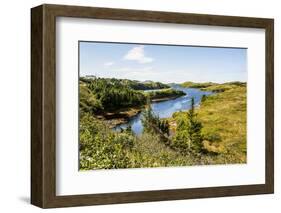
[80, 77, 147, 113]
[173, 97, 203, 153]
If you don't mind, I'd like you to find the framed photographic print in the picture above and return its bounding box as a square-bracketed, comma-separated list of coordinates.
[31, 4, 274, 208]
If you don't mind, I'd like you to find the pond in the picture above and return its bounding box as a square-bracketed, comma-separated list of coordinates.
[114, 85, 213, 135]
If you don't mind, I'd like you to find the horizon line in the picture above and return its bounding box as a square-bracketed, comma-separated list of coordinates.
[80, 75, 247, 84]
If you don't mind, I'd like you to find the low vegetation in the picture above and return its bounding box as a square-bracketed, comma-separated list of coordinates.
[171, 82, 247, 164]
[80, 78, 247, 170]
[79, 111, 193, 170]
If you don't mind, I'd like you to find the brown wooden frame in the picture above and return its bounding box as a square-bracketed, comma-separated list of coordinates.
[31, 4, 274, 208]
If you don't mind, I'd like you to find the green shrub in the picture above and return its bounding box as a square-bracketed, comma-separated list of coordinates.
[79, 113, 135, 170]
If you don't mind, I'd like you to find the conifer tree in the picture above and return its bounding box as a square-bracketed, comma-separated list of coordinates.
[187, 97, 203, 152]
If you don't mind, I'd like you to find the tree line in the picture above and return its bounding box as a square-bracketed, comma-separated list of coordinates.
[80, 77, 148, 114]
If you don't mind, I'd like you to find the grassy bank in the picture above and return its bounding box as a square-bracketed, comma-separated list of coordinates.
[171, 82, 247, 164]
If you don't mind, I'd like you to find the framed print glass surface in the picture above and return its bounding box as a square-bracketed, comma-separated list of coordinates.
[31, 4, 274, 208]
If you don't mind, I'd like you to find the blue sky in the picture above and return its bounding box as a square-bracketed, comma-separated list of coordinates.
[79, 41, 247, 83]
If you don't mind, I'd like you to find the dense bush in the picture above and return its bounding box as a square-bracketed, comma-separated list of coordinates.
[79, 112, 193, 169]
[80, 77, 147, 113]
[79, 113, 135, 169]
[79, 85, 103, 113]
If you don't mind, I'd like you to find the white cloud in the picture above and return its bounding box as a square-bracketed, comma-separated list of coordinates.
[123, 45, 154, 64]
[103, 61, 114, 67]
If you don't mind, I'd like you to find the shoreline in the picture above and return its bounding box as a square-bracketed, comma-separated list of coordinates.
[99, 93, 185, 128]
[97, 107, 142, 128]
[151, 94, 184, 103]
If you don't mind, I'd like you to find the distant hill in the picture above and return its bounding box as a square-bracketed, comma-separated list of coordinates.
[121, 79, 170, 90]
[181, 81, 217, 88]
[181, 81, 246, 89]
[81, 76, 170, 90]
